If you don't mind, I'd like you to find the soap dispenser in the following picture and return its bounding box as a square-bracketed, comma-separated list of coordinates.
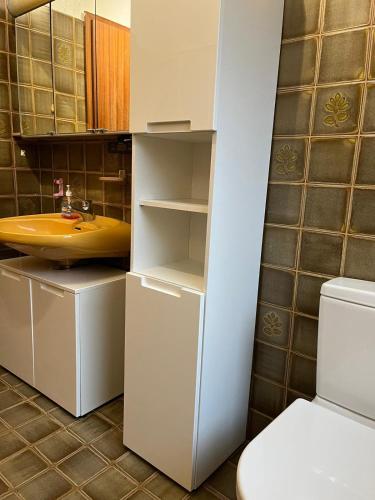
[61, 185, 80, 219]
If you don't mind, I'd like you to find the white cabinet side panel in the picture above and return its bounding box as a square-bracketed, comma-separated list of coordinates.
[130, 0, 220, 132]
[79, 280, 126, 415]
[195, 0, 284, 486]
[124, 273, 205, 490]
[0, 270, 33, 385]
[32, 282, 79, 416]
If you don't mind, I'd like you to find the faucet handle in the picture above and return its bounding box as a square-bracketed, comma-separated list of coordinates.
[82, 200, 93, 212]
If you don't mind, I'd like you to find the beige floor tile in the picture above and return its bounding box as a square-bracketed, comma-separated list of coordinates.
[205, 462, 237, 500]
[1, 374, 22, 387]
[92, 429, 126, 461]
[58, 448, 106, 485]
[70, 414, 111, 443]
[36, 430, 82, 463]
[0, 431, 26, 461]
[18, 469, 72, 500]
[145, 474, 187, 500]
[83, 468, 137, 500]
[60, 491, 87, 499]
[17, 415, 61, 444]
[0, 420, 8, 436]
[15, 383, 38, 399]
[97, 399, 123, 425]
[33, 395, 58, 412]
[0, 449, 48, 487]
[0, 402, 41, 427]
[0, 477, 9, 496]
[50, 407, 77, 427]
[187, 488, 221, 499]
[117, 452, 155, 483]
[127, 491, 154, 500]
[0, 391, 23, 412]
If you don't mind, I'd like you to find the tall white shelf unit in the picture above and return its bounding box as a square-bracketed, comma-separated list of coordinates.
[124, 0, 284, 490]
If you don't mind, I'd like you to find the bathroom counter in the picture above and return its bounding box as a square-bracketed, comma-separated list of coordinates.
[0, 256, 127, 293]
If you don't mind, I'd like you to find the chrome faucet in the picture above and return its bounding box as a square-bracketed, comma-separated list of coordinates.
[69, 198, 96, 222]
[61, 185, 96, 222]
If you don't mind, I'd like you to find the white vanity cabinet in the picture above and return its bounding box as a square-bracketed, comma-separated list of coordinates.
[125, 0, 284, 491]
[0, 268, 33, 385]
[0, 257, 126, 417]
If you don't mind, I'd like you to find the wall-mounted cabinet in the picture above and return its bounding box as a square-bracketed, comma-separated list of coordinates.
[130, 0, 220, 133]
[14, 0, 131, 136]
[0, 256, 126, 417]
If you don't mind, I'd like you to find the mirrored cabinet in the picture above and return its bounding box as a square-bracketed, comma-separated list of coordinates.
[12, 0, 131, 136]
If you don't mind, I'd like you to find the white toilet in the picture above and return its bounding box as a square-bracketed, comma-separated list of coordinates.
[237, 277, 375, 499]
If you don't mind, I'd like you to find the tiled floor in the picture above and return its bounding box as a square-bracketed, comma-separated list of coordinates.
[0, 367, 240, 500]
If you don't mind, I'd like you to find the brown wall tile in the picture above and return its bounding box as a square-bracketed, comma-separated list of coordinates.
[345, 237, 375, 281]
[292, 315, 318, 358]
[262, 226, 298, 268]
[253, 342, 288, 385]
[319, 30, 367, 84]
[265, 184, 302, 226]
[255, 304, 291, 348]
[269, 139, 306, 182]
[309, 138, 355, 184]
[295, 274, 327, 317]
[259, 267, 295, 309]
[274, 91, 312, 136]
[350, 189, 375, 234]
[324, 0, 371, 31]
[303, 186, 348, 231]
[299, 231, 343, 275]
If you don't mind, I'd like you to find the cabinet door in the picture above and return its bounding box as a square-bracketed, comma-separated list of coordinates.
[94, 12, 130, 132]
[124, 273, 205, 490]
[130, 0, 220, 133]
[51, 0, 96, 135]
[32, 282, 79, 415]
[16, 4, 55, 136]
[0, 269, 33, 384]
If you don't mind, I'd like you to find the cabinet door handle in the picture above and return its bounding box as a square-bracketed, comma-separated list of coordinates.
[1, 269, 21, 282]
[141, 277, 181, 298]
[40, 284, 65, 298]
[147, 120, 191, 133]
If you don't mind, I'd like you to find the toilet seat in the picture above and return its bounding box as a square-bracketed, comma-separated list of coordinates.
[237, 399, 375, 500]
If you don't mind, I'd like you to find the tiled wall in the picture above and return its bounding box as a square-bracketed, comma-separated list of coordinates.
[248, 0, 375, 436]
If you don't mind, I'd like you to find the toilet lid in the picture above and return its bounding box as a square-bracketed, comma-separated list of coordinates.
[237, 399, 375, 500]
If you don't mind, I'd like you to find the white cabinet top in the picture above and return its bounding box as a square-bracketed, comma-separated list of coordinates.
[0, 257, 127, 293]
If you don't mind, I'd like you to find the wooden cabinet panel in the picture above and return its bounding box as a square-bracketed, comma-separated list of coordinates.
[0, 269, 33, 384]
[85, 13, 130, 132]
[124, 273, 205, 490]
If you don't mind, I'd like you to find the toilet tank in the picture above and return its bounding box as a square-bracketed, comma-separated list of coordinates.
[317, 277, 375, 420]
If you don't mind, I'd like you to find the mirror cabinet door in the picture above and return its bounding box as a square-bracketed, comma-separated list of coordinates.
[16, 5, 55, 136]
[15, 0, 131, 136]
[51, 0, 96, 134]
[94, 1, 131, 132]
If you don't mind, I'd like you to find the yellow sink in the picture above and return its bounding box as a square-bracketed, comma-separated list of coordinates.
[0, 214, 131, 266]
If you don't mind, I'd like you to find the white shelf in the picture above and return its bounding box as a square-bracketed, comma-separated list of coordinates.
[142, 259, 204, 291]
[140, 198, 208, 214]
